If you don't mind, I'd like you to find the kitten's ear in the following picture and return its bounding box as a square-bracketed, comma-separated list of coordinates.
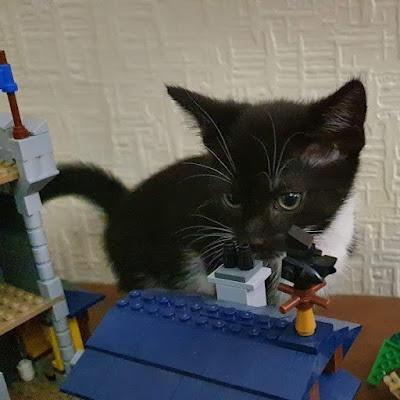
[303, 79, 367, 165]
[166, 85, 242, 147]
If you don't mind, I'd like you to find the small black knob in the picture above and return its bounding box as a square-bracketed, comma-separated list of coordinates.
[223, 240, 237, 268]
[237, 243, 254, 271]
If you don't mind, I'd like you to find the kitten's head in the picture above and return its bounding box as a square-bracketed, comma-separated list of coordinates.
[167, 80, 366, 260]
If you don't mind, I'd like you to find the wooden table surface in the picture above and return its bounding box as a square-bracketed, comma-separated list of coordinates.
[81, 283, 400, 400]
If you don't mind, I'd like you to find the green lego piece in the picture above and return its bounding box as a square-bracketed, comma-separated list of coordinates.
[368, 333, 400, 386]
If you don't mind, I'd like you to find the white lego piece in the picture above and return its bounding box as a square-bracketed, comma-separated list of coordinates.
[208, 265, 272, 307]
[36, 261, 55, 281]
[27, 227, 47, 247]
[9, 133, 53, 162]
[22, 118, 49, 136]
[215, 283, 267, 307]
[23, 213, 42, 229]
[32, 244, 51, 265]
[70, 350, 85, 367]
[57, 330, 74, 348]
[60, 345, 76, 364]
[0, 113, 13, 128]
[51, 299, 69, 321]
[52, 318, 69, 332]
[0, 372, 10, 400]
[208, 266, 271, 290]
[38, 277, 64, 300]
[14, 193, 42, 216]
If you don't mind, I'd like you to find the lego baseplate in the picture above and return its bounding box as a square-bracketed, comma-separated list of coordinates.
[62, 289, 362, 400]
[0, 283, 63, 336]
[0, 160, 18, 185]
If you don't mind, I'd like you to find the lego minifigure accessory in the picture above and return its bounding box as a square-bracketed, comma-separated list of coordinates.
[279, 226, 337, 336]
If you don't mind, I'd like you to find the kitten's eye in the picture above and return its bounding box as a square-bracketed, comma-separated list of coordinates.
[222, 193, 241, 209]
[276, 193, 303, 211]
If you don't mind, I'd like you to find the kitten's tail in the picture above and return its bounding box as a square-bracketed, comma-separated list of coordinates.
[41, 163, 129, 216]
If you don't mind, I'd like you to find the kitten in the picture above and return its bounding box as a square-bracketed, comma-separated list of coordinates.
[41, 79, 366, 305]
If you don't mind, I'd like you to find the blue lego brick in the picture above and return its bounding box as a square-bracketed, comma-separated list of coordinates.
[276, 320, 334, 354]
[63, 290, 361, 400]
[86, 291, 329, 400]
[61, 349, 271, 400]
[312, 315, 361, 357]
[64, 290, 106, 318]
[319, 368, 361, 400]
[0, 64, 18, 93]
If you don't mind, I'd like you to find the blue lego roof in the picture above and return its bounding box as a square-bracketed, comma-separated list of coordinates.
[61, 290, 361, 400]
[64, 290, 106, 318]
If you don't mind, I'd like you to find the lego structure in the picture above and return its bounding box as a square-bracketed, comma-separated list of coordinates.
[207, 240, 272, 307]
[0, 50, 75, 395]
[368, 331, 400, 398]
[61, 289, 362, 400]
[61, 227, 361, 399]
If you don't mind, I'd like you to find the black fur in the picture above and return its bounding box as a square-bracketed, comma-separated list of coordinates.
[41, 79, 367, 297]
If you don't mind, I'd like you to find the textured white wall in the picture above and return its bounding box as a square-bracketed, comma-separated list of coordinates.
[1, 0, 399, 296]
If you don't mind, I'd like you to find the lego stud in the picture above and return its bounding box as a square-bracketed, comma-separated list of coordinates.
[237, 243, 254, 271]
[223, 240, 237, 268]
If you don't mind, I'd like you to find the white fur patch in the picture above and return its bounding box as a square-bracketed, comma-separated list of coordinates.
[312, 189, 356, 294]
[180, 253, 216, 296]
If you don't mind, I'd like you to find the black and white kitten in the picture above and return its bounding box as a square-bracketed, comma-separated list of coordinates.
[42, 79, 366, 305]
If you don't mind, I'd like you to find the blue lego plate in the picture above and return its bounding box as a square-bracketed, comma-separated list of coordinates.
[61, 290, 361, 400]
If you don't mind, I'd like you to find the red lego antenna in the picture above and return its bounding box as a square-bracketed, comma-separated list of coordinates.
[278, 281, 330, 336]
[0, 50, 29, 139]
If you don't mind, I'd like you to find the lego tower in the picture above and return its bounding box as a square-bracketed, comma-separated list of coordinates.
[0, 49, 75, 386]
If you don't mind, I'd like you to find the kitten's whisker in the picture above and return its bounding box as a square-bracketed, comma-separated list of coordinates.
[274, 158, 296, 186]
[201, 236, 230, 251]
[267, 112, 277, 176]
[179, 174, 232, 185]
[188, 233, 230, 246]
[274, 131, 303, 181]
[250, 134, 272, 178]
[201, 239, 230, 258]
[208, 248, 224, 268]
[185, 90, 236, 173]
[185, 232, 232, 242]
[186, 227, 233, 235]
[194, 198, 215, 213]
[176, 225, 232, 234]
[204, 145, 234, 178]
[259, 171, 274, 191]
[217, 136, 236, 173]
[190, 214, 231, 229]
[183, 162, 232, 182]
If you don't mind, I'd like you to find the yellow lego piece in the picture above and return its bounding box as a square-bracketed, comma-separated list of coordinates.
[0, 283, 63, 336]
[42, 324, 64, 372]
[384, 371, 400, 399]
[19, 319, 52, 359]
[42, 318, 85, 372]
[0, 160, 18, 185]
[295, 308, 317, 337]
[69, 318, 84, 351]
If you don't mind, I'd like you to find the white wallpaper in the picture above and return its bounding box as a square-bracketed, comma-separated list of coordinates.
[1, 0, 399, 296]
